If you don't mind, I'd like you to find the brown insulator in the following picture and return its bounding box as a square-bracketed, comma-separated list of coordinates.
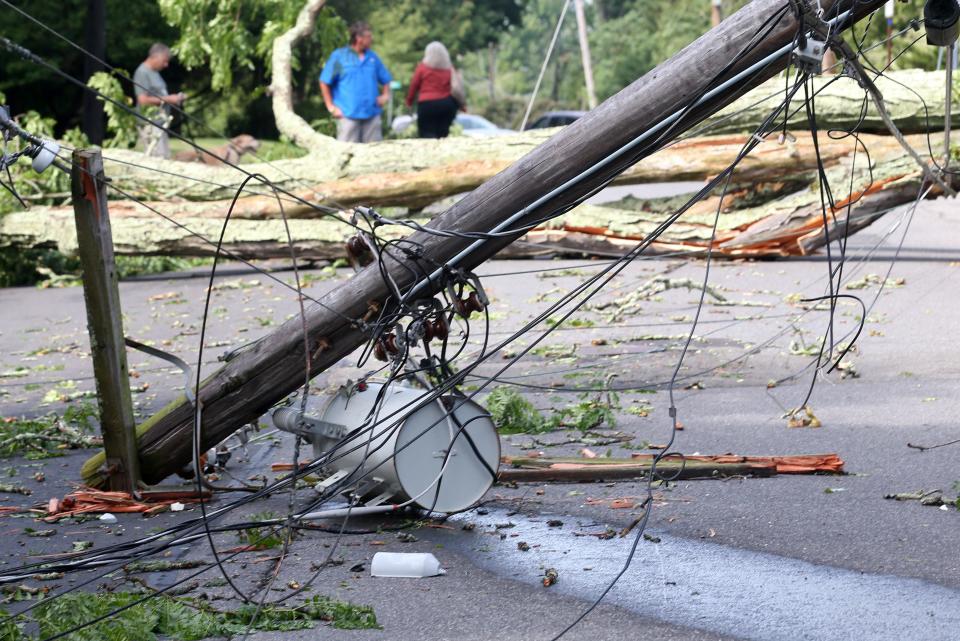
[432, 316, 449, 340]
[466, 291, 485, 313]
[422, 320, 434, 342]
[453, 297, 470, 318]
[346, 235, 365, 256]
[346, 235, 374, 267]
[373, 340, 388, 361]
[384, 333, 399, 354]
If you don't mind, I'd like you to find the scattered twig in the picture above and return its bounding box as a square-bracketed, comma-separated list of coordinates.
[907, 438, 960, 452]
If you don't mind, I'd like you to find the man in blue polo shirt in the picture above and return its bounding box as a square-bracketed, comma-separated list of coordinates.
[320, 21, 392, 143]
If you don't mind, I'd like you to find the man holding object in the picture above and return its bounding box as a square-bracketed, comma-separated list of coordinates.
[133, 43, 185, 158]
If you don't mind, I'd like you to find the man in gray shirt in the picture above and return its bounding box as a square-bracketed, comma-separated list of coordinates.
[132, 43, 185, 158]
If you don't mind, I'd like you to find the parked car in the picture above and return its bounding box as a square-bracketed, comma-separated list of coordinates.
[454, 113, 514, 137]
[391, 113, 513, 137]
[524, 110, 586, 130]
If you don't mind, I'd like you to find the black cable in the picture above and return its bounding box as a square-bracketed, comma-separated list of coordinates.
[4, 7, 914, 639]
[3, 76, 824, 639]
[9, 58, 892, 592]
[52, 153, 366, 327]
[547, 55, 808, 641]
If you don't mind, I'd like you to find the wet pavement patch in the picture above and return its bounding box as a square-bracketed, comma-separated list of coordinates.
[437, 509, 960, 641]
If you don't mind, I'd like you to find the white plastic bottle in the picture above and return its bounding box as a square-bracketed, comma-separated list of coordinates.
[370, 552, 446, 578]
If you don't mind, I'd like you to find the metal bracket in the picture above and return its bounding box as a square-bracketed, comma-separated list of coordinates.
[314, 469, 349, 491]
[304, 417, 348, 440]
[794, 36, 827, 75]
[271, 406, 347, 441]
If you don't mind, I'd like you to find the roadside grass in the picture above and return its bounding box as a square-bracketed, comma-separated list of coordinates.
[484, 386, 620, 435]
[0, 591, 379, 639]
[0, 402, 101, 459]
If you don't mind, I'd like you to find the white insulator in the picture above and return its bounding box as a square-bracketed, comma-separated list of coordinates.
[31, 140, 60, 174]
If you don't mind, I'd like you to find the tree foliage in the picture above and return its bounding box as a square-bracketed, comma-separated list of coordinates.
[591, 0, 711, 100]
[0, 0, 945, 141]
[157, 0, 324, 92]
[86, 71, 138, 148]
[0, 0, 179, 136]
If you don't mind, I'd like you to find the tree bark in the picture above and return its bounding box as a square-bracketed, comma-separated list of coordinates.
[98, 131, 907, 212]
[3, 136, 931, 260]
[79, 0, 889, 487]
[269, 0, 337, 152]
[706, 68, 957, 136]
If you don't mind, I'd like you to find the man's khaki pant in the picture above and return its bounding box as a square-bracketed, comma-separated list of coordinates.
[336, 115, 382, 143]
[138, 114, 172, 158]
[137, 125, 170, 158]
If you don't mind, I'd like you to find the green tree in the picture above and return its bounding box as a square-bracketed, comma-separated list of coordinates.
[0, 0, 179, 136]
[591, 0, 710, 101]
[157, 0, 349, 138]
[156, 0, 526, 136]
[465, 0, 584, 126]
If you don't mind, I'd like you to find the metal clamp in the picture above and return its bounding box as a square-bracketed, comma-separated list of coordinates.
[271, 406, 348, 442]
[794, 36, 827, 75]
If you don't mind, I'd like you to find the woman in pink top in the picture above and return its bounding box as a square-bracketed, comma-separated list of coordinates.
[406, 42, 464, 138]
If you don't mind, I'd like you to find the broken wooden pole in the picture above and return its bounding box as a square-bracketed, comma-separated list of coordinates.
[81, 0, 887, 487]
[498, 460, 777, 482]
[502, 453, 844, 475]
[71, 149, 140, 492]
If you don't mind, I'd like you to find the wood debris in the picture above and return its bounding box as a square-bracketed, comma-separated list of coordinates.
[498, 452, 843, 482]
[628, 453, 844, 474]
[42, 488, 207, 522]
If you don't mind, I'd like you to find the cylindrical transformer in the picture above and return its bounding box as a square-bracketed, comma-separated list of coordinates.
[272, 381, 500, 513]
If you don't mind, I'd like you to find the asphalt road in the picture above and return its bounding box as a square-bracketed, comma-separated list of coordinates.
[0, 196, 958, 640]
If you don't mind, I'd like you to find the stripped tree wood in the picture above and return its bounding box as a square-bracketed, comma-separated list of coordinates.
[96, 131, 908, 214]
[2, 135, 928, 260]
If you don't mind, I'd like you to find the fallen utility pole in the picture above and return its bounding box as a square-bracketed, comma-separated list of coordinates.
[82, 0, 887, 486]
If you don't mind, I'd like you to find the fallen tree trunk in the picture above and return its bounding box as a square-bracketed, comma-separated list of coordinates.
[707, 68, 958, 137]
[0, 200, 754, 259]
[0, 206, 410, 260]
[3, 139, 933, 260]
[90, 72, 946, 211]
[101, 131, 908, 214]
[80, 0, 888, 487]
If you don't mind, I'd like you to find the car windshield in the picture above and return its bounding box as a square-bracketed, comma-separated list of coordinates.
[457, 115, 493, 130]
